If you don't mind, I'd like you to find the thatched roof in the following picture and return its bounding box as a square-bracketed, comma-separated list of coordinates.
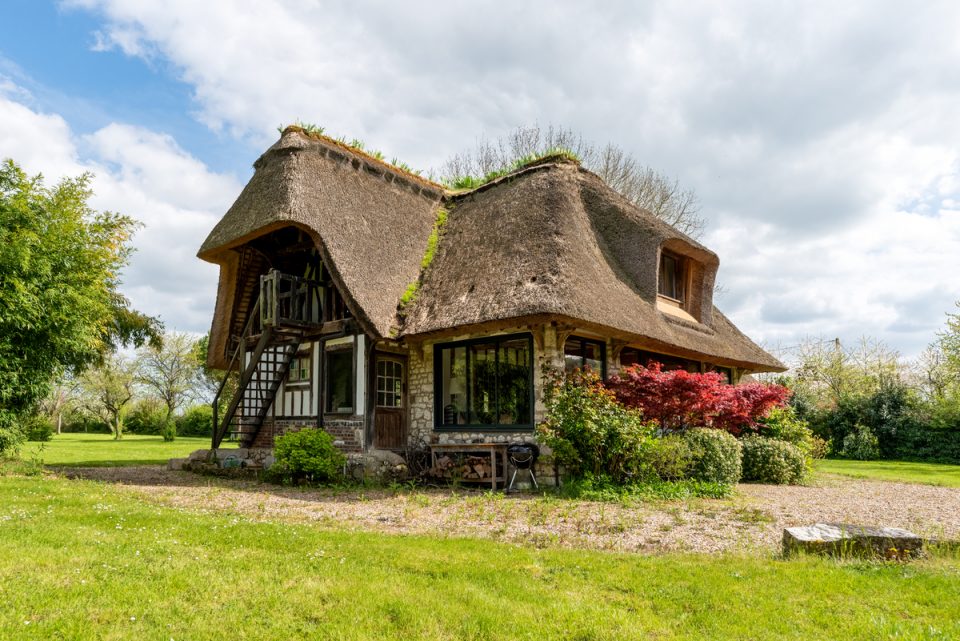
[400, 161, 785, 372]
[198, 130, 444, 341]
[199, 130, 784, 372]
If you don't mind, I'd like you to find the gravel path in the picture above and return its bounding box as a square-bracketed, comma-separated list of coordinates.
[59, 466, 960, 554]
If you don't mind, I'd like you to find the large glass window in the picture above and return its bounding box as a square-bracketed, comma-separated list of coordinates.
[325, 347, 354, 413]
[434, 334, 533, 429]
[564, 336, 606, 377]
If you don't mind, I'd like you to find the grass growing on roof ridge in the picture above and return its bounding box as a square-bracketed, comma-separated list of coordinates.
[1, 473, 959, 640]
[445, 147, 582, 191]
[398, 207, 449, 313]
[279, 121, 437, 186]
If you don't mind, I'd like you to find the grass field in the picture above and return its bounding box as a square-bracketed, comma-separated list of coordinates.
[816, 459, 960, 488]
[21, 433, 235, 467]
[0, 473, 958, 641]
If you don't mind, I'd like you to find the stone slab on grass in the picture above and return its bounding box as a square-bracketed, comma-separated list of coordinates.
[783, 523, 924, 559]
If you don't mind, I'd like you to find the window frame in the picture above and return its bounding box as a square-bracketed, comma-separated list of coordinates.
[286, 350, 312, 386]
[433, 332, 535, 432]
[563, 335, 608, 379]
[324, 343, 355, 415]
[658, 250, 686, 303]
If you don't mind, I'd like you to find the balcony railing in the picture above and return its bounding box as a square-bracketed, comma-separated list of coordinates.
[259, 269, 322, 329]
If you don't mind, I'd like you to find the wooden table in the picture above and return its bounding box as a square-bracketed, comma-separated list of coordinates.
[429, 443, 508, 490]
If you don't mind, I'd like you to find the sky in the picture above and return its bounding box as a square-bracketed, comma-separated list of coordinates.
[1, 1, 958, 362]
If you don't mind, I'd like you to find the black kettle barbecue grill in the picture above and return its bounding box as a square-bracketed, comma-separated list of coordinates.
[507, 442, 540, 491]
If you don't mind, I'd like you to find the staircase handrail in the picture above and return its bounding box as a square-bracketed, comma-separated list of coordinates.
[211, 297, 261, 448]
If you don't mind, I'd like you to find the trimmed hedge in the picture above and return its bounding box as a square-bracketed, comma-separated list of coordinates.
[741, 436, 807, 485]
[683, 428, 742, 485]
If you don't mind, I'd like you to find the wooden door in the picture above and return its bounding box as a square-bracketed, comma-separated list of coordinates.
[373, 356, 407, 449]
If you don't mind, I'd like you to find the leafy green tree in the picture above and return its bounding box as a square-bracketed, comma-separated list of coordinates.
[79, 353, 137, 440]
[938, 302, 960, 389]
[0, 159, 160, 452]
[136, 332, 202, 440]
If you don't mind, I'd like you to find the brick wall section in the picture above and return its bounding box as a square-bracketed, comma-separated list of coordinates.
[250, 419, 363, 452]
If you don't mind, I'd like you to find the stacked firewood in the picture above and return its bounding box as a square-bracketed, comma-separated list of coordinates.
[429, 455, 493, 480]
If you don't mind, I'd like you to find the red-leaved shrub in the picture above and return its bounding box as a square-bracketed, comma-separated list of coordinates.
[608, 363, 790, 435]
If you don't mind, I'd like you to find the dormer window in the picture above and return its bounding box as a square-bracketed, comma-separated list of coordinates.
[658, 252, 684, 302]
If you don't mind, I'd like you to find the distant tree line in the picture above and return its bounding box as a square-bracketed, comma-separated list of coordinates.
[763, 304, 960, 463]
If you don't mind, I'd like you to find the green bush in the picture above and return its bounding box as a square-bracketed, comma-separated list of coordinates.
[161, 419, 176, 442]
[269, 428, 346, 484]
[0, 418, 25, 455]
[24, 414, 54, 442]
[683, 428, 742, 485]
[758, 406, 815, 455]
[125, 399, 167, 435]
[176, 405, 213, 437]
[61, 416, 111, 434]
[841, 424, 880, 460]
[740, 436, 807, 484]
[809, 436, 829, 460]
[642, 434, 693, 481]
[537, 369, 657, 484]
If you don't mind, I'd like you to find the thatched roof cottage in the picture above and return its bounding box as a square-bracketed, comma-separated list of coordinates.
[200, 127, 784, 477]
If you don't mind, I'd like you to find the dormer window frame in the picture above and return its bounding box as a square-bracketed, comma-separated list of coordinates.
[658, 250, 687, 305]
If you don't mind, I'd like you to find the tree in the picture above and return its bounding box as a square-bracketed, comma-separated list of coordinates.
[79, 353, 137, 440]
[608, 363, 790, 435]
[38, 377, 82, 435]
[0, 159, 161, 452]
[137, 332, 201, 430]
[439, 124, 705, 238]
[938, 301, 960, 388]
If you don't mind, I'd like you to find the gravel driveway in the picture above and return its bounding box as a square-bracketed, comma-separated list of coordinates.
[60, 466, 960, 554]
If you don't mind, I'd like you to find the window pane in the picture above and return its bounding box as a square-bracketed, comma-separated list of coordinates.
[659, 254, 679, 299]
[469, 342, 497, 425]
[583, 341, 604, 375]
[497, 339, 531, 426]
[325, 349, 353, 413]
[438, 346, 467, 426]
[563, 338, 584, 373]
[375, 360, 403, 408]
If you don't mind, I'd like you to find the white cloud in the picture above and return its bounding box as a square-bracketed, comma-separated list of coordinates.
[51, 0, 960, 356]
[0, 85, 241, 335]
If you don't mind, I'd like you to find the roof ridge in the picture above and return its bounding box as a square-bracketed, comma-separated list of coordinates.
[280, 126, 445, 193]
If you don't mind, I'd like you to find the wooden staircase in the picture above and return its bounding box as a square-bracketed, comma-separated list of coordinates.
[211, 270, 321, 450]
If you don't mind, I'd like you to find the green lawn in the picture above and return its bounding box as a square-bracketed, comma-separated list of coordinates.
[21, 433, 234, 467]
[0, 474, 958, 640]
[816, 458, 960, 488]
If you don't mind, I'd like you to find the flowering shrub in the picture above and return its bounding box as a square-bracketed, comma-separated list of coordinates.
[609, 363, 790, 435]
[740, 436, 807, 484]
[537, 368, 657, 483]
[683, 428, 742, 484]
